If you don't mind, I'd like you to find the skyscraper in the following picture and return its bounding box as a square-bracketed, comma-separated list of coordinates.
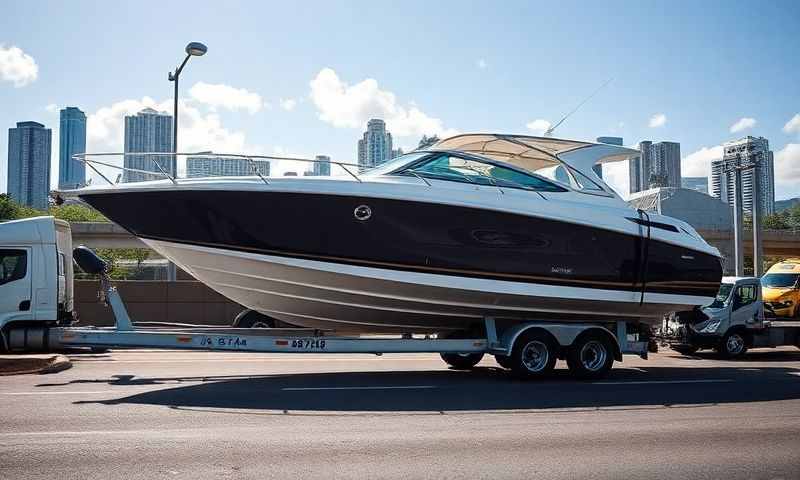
[710, 136, 775, 215]
[7, 121, 52, 210]
[185, 153, 270, 178]
[595, 136, 623, 179]
[58, 107, 87, 189]
[629, 140, 681, 193]
[312, 155, 331, 176]
[357, 119, 393, 170]
[123, 108, 174, 183]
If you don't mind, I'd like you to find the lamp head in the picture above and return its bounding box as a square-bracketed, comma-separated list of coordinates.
[185, 42, 208, 56]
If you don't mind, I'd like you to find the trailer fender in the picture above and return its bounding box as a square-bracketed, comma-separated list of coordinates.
[497, 323, 622, 360]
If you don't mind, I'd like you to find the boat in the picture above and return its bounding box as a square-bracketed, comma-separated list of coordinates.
[65, 134, 723, 334]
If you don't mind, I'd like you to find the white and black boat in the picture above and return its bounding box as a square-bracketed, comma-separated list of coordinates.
[67, 134, 723, 333]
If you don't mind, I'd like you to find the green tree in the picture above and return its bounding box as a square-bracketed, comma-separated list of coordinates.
[49, 204, 109, 222]
[0, 194, 46, 220]
[762, 211, 792, 230]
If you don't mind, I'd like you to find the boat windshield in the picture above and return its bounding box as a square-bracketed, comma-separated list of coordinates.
[360, 152, 432, 177]
[761, 273, 800, 288]
[392, 153, 566, 192]
[706, 283, 735, 309]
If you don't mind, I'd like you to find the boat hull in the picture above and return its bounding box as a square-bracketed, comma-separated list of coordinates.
[142, 238, 713, 333]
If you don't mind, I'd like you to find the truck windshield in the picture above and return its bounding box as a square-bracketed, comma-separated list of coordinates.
[706, 283, 734, 309]
[761, 273, 800, 288]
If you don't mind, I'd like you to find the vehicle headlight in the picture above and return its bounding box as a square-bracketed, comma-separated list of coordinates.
[699, 320, 721, 333]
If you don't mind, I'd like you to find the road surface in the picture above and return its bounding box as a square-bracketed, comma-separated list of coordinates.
[2, 347, 800, 479]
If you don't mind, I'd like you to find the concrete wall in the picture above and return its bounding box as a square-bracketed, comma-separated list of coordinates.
[74, 280, 244, 326]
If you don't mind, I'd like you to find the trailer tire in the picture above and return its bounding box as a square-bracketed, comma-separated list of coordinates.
[718, 330, 748, 358]
[566, 333, 614, 379]
[440, 352, 484, 370]
[509, 330, 558, 379]
[233, 309, 276, 329]
[494, 354, 515, 369]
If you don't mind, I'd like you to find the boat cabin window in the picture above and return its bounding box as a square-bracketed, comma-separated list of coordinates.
[398, 154, 566, 192]
[533, 164, 605, 192]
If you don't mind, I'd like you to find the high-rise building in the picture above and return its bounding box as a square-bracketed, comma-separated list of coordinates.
[681, 177, 709, 194]
[58, 107, 87, 189]
[186, 152, 270, 178]
[123, 108, 174, 183]
[312, 155, 331, 176]
[357, 119, 393, 170]
[595, 136, 623, 179]
[710, 136, 775, 215]
[7, 121, 52, 210]
[629, 140, 681, 193]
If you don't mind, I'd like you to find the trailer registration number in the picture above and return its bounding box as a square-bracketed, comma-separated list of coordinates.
[290, 339, 327, 350]
[199, 336, 248, 348]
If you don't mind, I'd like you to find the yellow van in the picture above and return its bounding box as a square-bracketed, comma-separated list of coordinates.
[761, 258, 800, 317]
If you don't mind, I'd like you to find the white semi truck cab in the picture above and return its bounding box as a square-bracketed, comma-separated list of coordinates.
[665, 276, 800, 357]
[0, 216, 75, 350]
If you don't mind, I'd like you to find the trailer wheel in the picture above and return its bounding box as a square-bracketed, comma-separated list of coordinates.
[233, 309, 276, 329]
[494, 354, 515, 369]
[440, 352, 484, 370]
[566, 333, 614, 379]
[718, 330, 747, 358]
[509, 330, 557, 379]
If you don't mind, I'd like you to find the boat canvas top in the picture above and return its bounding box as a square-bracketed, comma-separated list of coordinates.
[429, 133, 638, 176]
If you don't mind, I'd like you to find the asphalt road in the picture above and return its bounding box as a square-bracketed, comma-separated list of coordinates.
[2, 347, 800, 479]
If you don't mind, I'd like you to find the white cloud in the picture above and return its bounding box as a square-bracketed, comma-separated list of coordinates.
[775, 143, 800, 190]
[648, 113, 667, 128]
[729, 117, 756, 133]
[783, 114, 800, 135]
[308, 68, 457, 138]
[0, 44, 38, 87]
[188, 82, 265, 114]
[279, 98, 297, 111]
[476, 58, 488, 70]
[525, 119, 552, 135]
[87, 96, 250, 154]
[681, 144, 724, 178]
[45, 103, 58, 113]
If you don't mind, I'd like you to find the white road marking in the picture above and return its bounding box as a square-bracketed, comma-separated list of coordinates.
[282, 385, 437, 391]
[592, 379, 734, 385]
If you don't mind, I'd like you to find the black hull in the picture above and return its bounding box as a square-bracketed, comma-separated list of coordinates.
[79, 189, 722, 299]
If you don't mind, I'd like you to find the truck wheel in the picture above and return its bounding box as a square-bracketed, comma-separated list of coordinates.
[566, 333, 614, 379]
[233, 309, 276, 329]
[718, 331, 747, 358]
[494, 354, 515, 369]
[440, 352, 484, 370]
[509, 330, 558, 379]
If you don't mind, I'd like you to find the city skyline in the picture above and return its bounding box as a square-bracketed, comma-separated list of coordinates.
[1, 1, 798, 200]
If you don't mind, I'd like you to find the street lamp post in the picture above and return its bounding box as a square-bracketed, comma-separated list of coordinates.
[166, 42, 206, 281]
[168, 42, 207, 156]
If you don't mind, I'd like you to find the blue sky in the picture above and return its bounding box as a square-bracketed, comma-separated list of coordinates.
[1, 0, 799, 199]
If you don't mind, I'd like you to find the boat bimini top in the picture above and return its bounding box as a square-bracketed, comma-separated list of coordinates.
[429, 133, 639, 197]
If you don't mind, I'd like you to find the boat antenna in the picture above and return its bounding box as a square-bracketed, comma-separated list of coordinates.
[543, 77, 613, 137]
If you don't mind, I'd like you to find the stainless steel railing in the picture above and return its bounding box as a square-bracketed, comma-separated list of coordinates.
[71, 152, 364, 187]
